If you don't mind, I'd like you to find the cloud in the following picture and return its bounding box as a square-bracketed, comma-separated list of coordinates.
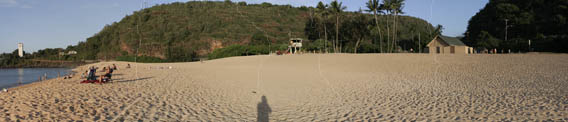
[0, 0, 18, 7]
[81, 2, 120, 9]
[19, 4, 31, 8]
[0, 0, 32, 8]
[111, 3, 119, 7]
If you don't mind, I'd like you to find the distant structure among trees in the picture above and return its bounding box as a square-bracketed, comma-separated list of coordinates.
[67, 51, 77, 55]
[288, 38, 304, 54]
[427, 35, 472, 54]
[18, 43, 23, 57]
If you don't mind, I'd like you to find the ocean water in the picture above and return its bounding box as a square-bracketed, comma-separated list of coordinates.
[0, 68, 71, 89]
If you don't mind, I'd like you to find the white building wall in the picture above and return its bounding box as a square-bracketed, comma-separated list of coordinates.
[18, 43, 23, 57]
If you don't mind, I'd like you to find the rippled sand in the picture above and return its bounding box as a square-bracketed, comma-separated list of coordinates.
[1, 54, 567, 121]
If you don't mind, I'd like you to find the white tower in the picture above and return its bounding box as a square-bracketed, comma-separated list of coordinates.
[18, 43, 23, 57]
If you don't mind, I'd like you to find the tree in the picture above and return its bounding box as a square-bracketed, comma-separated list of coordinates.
[366, 0, 384, 53]
[344, 12, 370, 53]
[316, 2, 330, 53]
[393, 0, 405, 52]
[260, 2, 272, 8]
[237, 1, 246, 6]
[464, 0, 568, 52]
[383, 0, 405, 53]
[224, 0, 232, 5]
[329, 0, 346, 53]
[381, 0, 392, 52]
[476, 31, 500, 49]
[432, 24, 444, 37]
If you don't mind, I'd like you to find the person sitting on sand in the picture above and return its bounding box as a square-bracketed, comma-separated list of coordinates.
[87, 66, 97, 81]
[112, 64, 118, 70]
[126, 64, 131, 68]
[100, 66, 114, 82]
[64, 74, 73, 79]
[81, 70, 88, 78]
[109, 66, 114, 74]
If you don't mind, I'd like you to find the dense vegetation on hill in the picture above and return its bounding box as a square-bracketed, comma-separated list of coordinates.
[304, 9, 435, 53]
[65, 1, 436, 61]
[463, 0, 568, 52]
[72, 1, 309, 61]
[2, 0, 438, 66]
[0, 49, 85, 68]
[0, 50, 27, 67]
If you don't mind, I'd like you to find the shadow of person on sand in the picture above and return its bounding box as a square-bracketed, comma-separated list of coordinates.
[110, 73, 124, 76]
[257, 95, 272, 122]
[115, 77, 154, 83]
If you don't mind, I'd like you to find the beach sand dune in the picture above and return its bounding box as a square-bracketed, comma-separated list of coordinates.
[1, 54, 567, 121]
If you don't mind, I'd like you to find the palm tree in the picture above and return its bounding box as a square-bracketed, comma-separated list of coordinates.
[366, 0, 384, 53]
[316, 2, 329, 53]
[432, 24, 443, 37]
[329, 0, 346, 53]
[381, 0, 393, 52]
[384, 0, 405, 53]
[392, 0, 404, 53]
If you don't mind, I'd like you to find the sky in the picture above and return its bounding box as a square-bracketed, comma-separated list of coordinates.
[0, 0, 489, 53]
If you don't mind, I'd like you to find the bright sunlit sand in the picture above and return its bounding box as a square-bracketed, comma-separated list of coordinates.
[1, 54, 567, 121]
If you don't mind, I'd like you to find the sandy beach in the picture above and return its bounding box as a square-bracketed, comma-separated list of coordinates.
[0, 54, 567, 121]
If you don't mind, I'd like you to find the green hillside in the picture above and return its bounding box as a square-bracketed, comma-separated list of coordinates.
[72, 1, 308, 61]
[66, 1, 435, 61]
[463, 0, 568, 52]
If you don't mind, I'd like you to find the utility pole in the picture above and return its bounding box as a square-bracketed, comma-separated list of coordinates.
[418, 32, 421, 53]
[505, 19, 509, 42]
[528, 39, 531, 52]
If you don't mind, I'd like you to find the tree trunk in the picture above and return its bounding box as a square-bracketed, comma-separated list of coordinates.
[419, 32, 421, 53]
[324, 24, 328, 53]
[335, 14, 339, 53]
[391, 12, 394, 53]
[390, 13, 394, 53]
[411, 31, 414, 52]
[354, 38, 362, 53]
[391, 12, 396, 53]
[393, 11, 397, 53]
[339, 43, 342, 53]
[373, 11, 382, 53]
[386, 14, 390, 53]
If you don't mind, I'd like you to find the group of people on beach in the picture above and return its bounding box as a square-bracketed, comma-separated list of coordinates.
[82, 64, 118, 83]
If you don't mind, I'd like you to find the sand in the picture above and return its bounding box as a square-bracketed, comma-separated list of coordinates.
[1, 54, 567, 121]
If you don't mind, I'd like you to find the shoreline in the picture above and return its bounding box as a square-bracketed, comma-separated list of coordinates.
[3, 75, 62, 92]
[0, 61, 90, 90]
[0, 68, 75, 90]
[0, 66, 78, 69]
[0, 63, 85, 69]
[2, 60, 142, 91]
[0, 59, 93, 69]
